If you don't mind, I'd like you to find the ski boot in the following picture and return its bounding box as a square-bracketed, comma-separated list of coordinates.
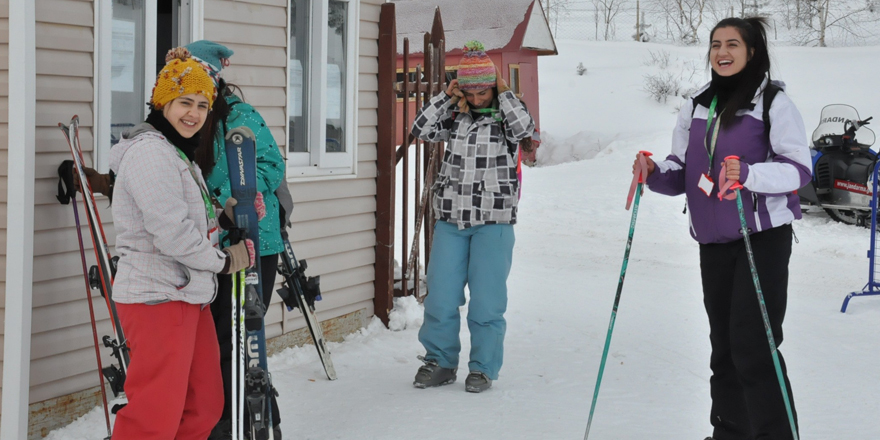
[207, 419, 231, 440]
[465, 371, 492, 393]
[413, 355, 456, 388]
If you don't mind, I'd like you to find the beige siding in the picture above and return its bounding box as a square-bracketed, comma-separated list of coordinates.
[0, 0, 6, 402]
[285, 0, 383, 330]
[21, 0, 109, 405]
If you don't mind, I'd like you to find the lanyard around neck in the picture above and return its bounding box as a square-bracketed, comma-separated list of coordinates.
[175, 148, 216, 221]
[471, 107, 502, 122]
[704, 95, 722, 167]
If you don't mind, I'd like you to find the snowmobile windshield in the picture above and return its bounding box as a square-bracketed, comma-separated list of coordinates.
[812, 104, 875, 147]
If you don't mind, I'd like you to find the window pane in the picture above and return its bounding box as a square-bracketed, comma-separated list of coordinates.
[326, 1, 347, 154]
[509, 66, 521, 95]
[111, 0, 147, 147]
[289, 0, 309, 153]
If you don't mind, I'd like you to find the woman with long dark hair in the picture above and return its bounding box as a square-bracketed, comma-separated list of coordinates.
[637, 17, 810, 440]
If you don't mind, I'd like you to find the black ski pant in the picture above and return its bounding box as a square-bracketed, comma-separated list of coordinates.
[211, 253, 281, 427]
[699, 224, 798, 440]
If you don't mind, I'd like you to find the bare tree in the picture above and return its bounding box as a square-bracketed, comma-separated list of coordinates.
[794, 0, 879, 46]
[544, 0, 574, 37]
[651, 0, 708, 43]
[593, 0, 627, 40]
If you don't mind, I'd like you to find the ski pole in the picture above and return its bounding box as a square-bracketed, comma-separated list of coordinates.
[584, 150, 651, 440]
[231, 269, 239, 439]
[719, 155, 799, 440]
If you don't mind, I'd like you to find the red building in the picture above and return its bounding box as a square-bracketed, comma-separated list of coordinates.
[392, 0, 558, 160]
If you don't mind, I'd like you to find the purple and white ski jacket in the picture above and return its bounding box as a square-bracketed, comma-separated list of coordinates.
[647, 79, 811, 244]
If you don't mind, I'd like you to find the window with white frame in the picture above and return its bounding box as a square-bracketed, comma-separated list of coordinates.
[288, 0, 359, 178]
[95, 0, 200, 172]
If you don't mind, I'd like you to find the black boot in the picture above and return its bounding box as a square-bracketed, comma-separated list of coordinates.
[208, 419, 232, 440]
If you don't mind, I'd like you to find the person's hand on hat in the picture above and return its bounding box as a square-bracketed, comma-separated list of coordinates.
[495, 66, 511, 94]
[445, 79, 464, 103]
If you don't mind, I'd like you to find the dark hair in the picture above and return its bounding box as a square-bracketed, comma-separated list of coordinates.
[708, 16, 771, 128]
[195, 78, 246, 176]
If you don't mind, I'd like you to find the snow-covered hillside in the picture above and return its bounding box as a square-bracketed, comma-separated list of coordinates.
[47, 40, 880, 439]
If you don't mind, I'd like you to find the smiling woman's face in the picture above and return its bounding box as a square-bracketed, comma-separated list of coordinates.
[161, 93, 211, 138]
[710, 26, 752, 77]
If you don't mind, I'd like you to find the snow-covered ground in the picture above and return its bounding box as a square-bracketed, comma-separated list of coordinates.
[48, 41, 880, 439]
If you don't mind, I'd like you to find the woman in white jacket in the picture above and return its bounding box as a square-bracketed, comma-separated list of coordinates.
[109, 52, 253, 440]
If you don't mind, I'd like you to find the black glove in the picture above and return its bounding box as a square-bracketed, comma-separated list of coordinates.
[218, 197, 238, 230]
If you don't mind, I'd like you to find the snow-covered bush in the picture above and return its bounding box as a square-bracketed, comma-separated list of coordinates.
[642, 51, 705, 103]
[644, 72, 681, 102]
[642, 50, 671, 69]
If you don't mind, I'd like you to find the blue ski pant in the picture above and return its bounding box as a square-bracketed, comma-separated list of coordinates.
[419, 220, 515, 380]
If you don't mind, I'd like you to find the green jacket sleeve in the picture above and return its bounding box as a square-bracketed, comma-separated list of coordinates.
[225, 101, 285, 197]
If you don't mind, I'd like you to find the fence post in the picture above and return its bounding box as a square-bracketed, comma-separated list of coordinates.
[374, 2, 397, 326]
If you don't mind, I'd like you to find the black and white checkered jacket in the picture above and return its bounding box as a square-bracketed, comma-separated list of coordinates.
[412, 90, 535, 229]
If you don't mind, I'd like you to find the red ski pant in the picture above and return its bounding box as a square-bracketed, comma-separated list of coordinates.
[112, 301, 223, 440]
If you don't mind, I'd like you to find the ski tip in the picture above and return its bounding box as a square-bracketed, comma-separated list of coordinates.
[225, 126, 256, 142]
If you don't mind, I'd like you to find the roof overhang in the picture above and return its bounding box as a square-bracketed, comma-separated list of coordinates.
[521, 0, 558, 56]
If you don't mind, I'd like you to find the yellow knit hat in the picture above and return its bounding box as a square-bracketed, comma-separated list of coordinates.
[150, 51, 217, 110]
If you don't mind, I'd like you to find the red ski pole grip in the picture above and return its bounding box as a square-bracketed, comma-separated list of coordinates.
[639, 150, 653, 157]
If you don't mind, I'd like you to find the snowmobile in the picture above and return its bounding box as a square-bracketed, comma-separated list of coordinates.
[799, 104, 876, 226]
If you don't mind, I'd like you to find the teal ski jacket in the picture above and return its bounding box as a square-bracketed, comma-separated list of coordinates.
[205, 94, 286, 256]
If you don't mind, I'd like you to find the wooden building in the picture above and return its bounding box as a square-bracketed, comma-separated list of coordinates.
[0, 0, 386, 437]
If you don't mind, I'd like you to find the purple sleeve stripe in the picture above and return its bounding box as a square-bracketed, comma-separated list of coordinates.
[646, 154, 687, 196]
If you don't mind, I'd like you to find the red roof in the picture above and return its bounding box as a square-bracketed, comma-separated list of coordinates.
[391, 0, 556, 56]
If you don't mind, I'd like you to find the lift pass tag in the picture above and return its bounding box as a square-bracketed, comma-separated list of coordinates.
[698, 173, 714, 197]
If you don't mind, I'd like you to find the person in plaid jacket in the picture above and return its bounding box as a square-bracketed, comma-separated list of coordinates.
[410, 41, 534, 393]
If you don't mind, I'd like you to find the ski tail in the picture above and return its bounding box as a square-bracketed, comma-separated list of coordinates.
[276, 239, 337, 380]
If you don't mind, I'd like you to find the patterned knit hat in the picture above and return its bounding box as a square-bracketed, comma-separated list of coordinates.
[182, 40, 234, 87]
[457, 41, 496, 91]
[150, 51, 217, 109]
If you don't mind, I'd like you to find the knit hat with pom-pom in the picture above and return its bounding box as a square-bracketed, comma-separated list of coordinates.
[183, 40, 234, 87]
[150, 50, 217, 109]
[456, 41, 496, 91]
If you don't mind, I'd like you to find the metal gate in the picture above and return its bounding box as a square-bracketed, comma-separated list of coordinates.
[375, 3, 447, 325]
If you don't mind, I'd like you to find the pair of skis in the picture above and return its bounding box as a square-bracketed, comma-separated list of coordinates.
[224, 128, 337, 440]
[56, 115, 130, 440]
[225, 127, 276, 440]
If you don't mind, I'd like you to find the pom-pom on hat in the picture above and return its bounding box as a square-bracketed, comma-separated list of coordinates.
[150, 51, 217, 110]
[457, 40, 496, 91]
[182, 40, 234, 86]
